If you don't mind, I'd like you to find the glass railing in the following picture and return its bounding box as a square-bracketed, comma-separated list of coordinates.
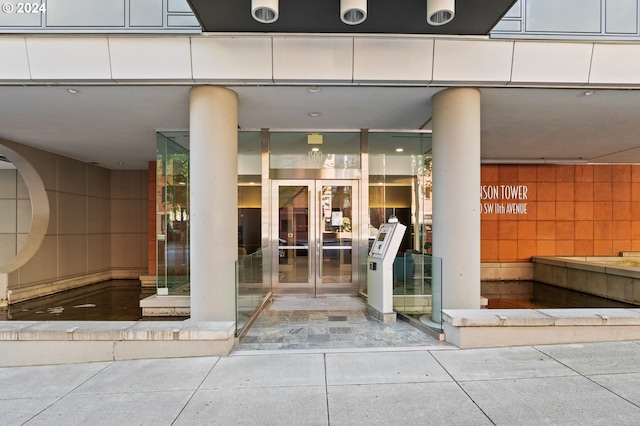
[392, 252, 443, 332]
[236, 248, 271, 335]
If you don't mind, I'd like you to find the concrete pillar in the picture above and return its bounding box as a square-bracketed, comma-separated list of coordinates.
[189, 86, 238, 321]
[432, 88, 481, 310]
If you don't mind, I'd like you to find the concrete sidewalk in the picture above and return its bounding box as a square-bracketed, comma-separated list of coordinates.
[2, 341, 640, 425]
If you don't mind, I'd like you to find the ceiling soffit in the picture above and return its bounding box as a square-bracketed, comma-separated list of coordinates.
[187, 0, 518, 35]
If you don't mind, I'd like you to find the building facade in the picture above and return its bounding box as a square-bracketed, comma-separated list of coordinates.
[2, 0, 640, 327]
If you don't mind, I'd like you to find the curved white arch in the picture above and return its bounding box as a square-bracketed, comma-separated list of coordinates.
[0, 144, 49, 273]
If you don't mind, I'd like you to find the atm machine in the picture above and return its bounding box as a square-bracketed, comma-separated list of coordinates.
[366, 221, 407, 322]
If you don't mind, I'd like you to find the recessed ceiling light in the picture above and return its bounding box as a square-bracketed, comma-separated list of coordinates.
[307, 87, 321, 93]
[118, 161, 125, 165]
[309, 112, 321, 117]
[311, 147, 320, 152]
[395, 148, 404, 152]
[584, 90, 594, 96]
[66, 88, 78, 94]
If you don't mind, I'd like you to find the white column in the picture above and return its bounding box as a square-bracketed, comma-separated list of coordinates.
[189, 86, 238, 321]
[432, 88, 481, 310]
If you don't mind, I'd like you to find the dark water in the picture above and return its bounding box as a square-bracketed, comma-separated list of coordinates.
[1, 280, 187, 321]
[483, 281, 639, 309]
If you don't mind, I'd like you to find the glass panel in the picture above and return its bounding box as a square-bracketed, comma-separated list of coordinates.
[369, 132, 432, 258]
[320, 185, 352, 293]
[392, 252, 443, 332]
[238, 184, 261, 255]
[270, 132, 360, 170]
[236, 248, 270, 335]
[276, 185, 311, 294]
[156, 132, 190, 296]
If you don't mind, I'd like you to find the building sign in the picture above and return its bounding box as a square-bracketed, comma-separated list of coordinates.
[481, 185, 528, 215]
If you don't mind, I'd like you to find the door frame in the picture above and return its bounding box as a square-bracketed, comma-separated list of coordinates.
[270, 179, 360, 296]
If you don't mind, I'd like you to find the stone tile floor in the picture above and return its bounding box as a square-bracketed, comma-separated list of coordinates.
[235, 296, 447, 351]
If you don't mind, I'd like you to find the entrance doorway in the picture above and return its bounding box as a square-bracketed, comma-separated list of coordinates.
[271, 180, 359, 296]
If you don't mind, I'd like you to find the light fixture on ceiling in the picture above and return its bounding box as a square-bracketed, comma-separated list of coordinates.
[307, 86, 321, 93]
[308, 112, 321, 117]
[66, 88, 78, 94]
[252, 0, 278, 24]
[584, 90, 594, 96]
[308, 133, 323, 145]
[395, 148, 404, 152]
[427, 0, 455, 26]
[341, 0, 367, 25]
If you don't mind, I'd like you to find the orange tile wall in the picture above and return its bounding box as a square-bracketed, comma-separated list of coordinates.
[481, 164, 640, 262]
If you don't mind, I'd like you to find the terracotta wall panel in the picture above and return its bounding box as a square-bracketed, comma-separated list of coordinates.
[613, 183, 631, 201]
[481, 164, 639, 263]
[593, 182, 612, 201]
[517, 240, 537, 259]
[613, 165, 631, 182]
[594, 221, 612, 239]
[498, 165, 518, 181]
[574, 202, 594, 220]
[593, 201, 612, 220]
[556, 221, 575, 239]
[482, 165, 499, 181]
[537, 221, 555, 240]
[556, 201, 574, 220]
[612, 221, 631, 240]
[613, 240, 632, 253]
[613, 202, 632, 220]
[537, 182, 556, 201]
[537, 201, 556, 220]
[631, 221, 640, 239]
[575, 240, 593, 255]
[482, 240, 499, 261]
[555, 165, 574, 182]
[632, 183, 640, 200]
[537, 165, 555, 182]
[518, 221, 536, 239]
[555, 240, 575, 256]
[556, 183, 574, 201]
[536, 240, 555, 256]
[499, 240, 518, 259]
[575, 221, 594, 239]
[481, 220, 498, 239]
[575, 165, 594, 182]
[575, 183, 594, 201]
[518, 165, 537, 181]
[594, 165, 612, 182]
[498, 221, 518, 239]
[594, 239, 613, 255]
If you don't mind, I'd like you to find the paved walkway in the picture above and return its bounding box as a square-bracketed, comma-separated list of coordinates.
[2, 340, 640, 425]
[237, 296, 443, 351]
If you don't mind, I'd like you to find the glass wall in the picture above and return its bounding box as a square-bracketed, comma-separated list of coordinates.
[369, 132, 437, 328]
[238, 132, 262, 256]
[155, 131, 264, 296]
[156, 132, 190, 296]
[270, 132, 360, 171]
[369, 132, 432, 254]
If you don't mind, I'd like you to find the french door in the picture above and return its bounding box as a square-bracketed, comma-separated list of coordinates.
[271, 180, 359, 296]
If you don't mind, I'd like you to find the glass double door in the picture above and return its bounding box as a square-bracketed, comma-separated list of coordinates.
[272, 180, 358, 296]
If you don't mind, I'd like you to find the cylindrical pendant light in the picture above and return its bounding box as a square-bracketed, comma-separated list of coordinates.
[427, 0, 455, 26]
[252, 0, 279, 24]
[341, 0, 367, 25]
